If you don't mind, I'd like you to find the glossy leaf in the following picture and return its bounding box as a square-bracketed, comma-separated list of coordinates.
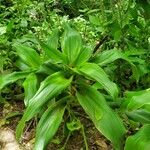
[34, 104, 65, 150]
[15, 59, 30, 71]
[40, 41, 65, 63]
[47, 29, 59, 50]
[126, 109, 150, 124]
[23, 73, 38, 106]
[16, 72, 72, 140]
[0, 71, 30, 90]
[127, 89, 150, 111]
[77, 62, 118, 99]
[125, 124, 150, 150]
[76, 85, 126, 149]
[61, 24, 82, 65]
[37, 60, 61, 75]
[74, 46, 93, 66]
[15, 44, 41, 68]
[92, 49, 124, 66]
[92, 49, 140, 81]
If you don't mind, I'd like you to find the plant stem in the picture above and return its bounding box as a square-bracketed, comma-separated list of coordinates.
[81, 125, 89, 150]
[60, 132, 71, 150]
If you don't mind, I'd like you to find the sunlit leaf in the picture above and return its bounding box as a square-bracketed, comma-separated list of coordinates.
[47, 29, 59, 50]
[37, 60, 61, 75]
[61, 24, 82, 65]
[14, 44, 41, 69]
[127, 89, 150, 111]
[0, 71, 30, 90]
[34, 104, 65, 150]
[74, 46, 93, 66]
[23, 73, 38, 106]
[39, 41, 65, 63]
[77, 62, 118, 99]
[16, 72, 72, 140]
[126, 109, 150, 124]
[92, 48, 141, 81]
[92, 49, 124, 66]
[125, 124, 150, 150]
[76, 85, 126, 149]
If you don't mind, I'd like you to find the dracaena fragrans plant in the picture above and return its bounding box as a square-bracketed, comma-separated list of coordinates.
[1, 23, 145, 150]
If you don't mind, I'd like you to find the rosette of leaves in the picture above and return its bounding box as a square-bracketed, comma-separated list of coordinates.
[1, 24, 143, 150]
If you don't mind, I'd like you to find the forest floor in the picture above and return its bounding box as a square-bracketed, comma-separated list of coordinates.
[0, 100, 112, 150]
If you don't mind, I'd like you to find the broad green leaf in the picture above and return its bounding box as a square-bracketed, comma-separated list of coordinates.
[76, 85, 126, 149]
[16, 72, 72, 140]
[89, 15, 101, 26]
[92, 49, 124, 66]
[39, 41, 65, 63]
[15, 59, 30, 71]
[23, 73, 38, 106]
[74, 46, 93, 66]
[34, 104, 65, 150]
[126, 109, 150, 124]
[127, 89, 150, 111]
[92, 48, 140, 67]
[92, 49, 140, 81]
[47, 29, 59, 50]
[0, 71, 30, 90]
[15, 44, 41, 69]
[125, 89, 148, 99]
[61, 24, 82, 65]
[77, 62, 118, 99]
[125, 124, 150, 150]
[37, 60, 61, 75]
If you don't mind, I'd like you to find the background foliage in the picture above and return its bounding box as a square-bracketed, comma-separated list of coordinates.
[0, 0, 150, 149]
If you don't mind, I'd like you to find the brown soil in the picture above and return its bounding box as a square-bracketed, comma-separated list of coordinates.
[0, 100, 112, 150]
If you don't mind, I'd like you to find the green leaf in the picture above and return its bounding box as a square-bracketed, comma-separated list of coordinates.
[74, 46, 93, 66]
[89, 15, 101, 26]
[0, 26, 7, 35]
[16, 72, 72, 140]
[127, 89, 150, 111]
[61, 24, 82, 65]
[14, 44, 41, 69]
[76, 85, 126, 149]
[0, 71, 30, 90]
[125, 124, 150, 150]
[92, 49, 124, 66]
[126, 109, 150, 124]
[47, 29, 59, 50]
[37, 60, 61, 75]
[92, 49, 140, 81]
[77, 62, 118, 99]
[34, 104, 65, 150]
[23, 73, 38, 106]
[40, 41, 65, 63]
[15, 59, 30, 71]
[67, 119, 82, 131]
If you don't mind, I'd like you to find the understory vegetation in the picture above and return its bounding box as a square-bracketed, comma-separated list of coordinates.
[0, 0, 150, 150]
